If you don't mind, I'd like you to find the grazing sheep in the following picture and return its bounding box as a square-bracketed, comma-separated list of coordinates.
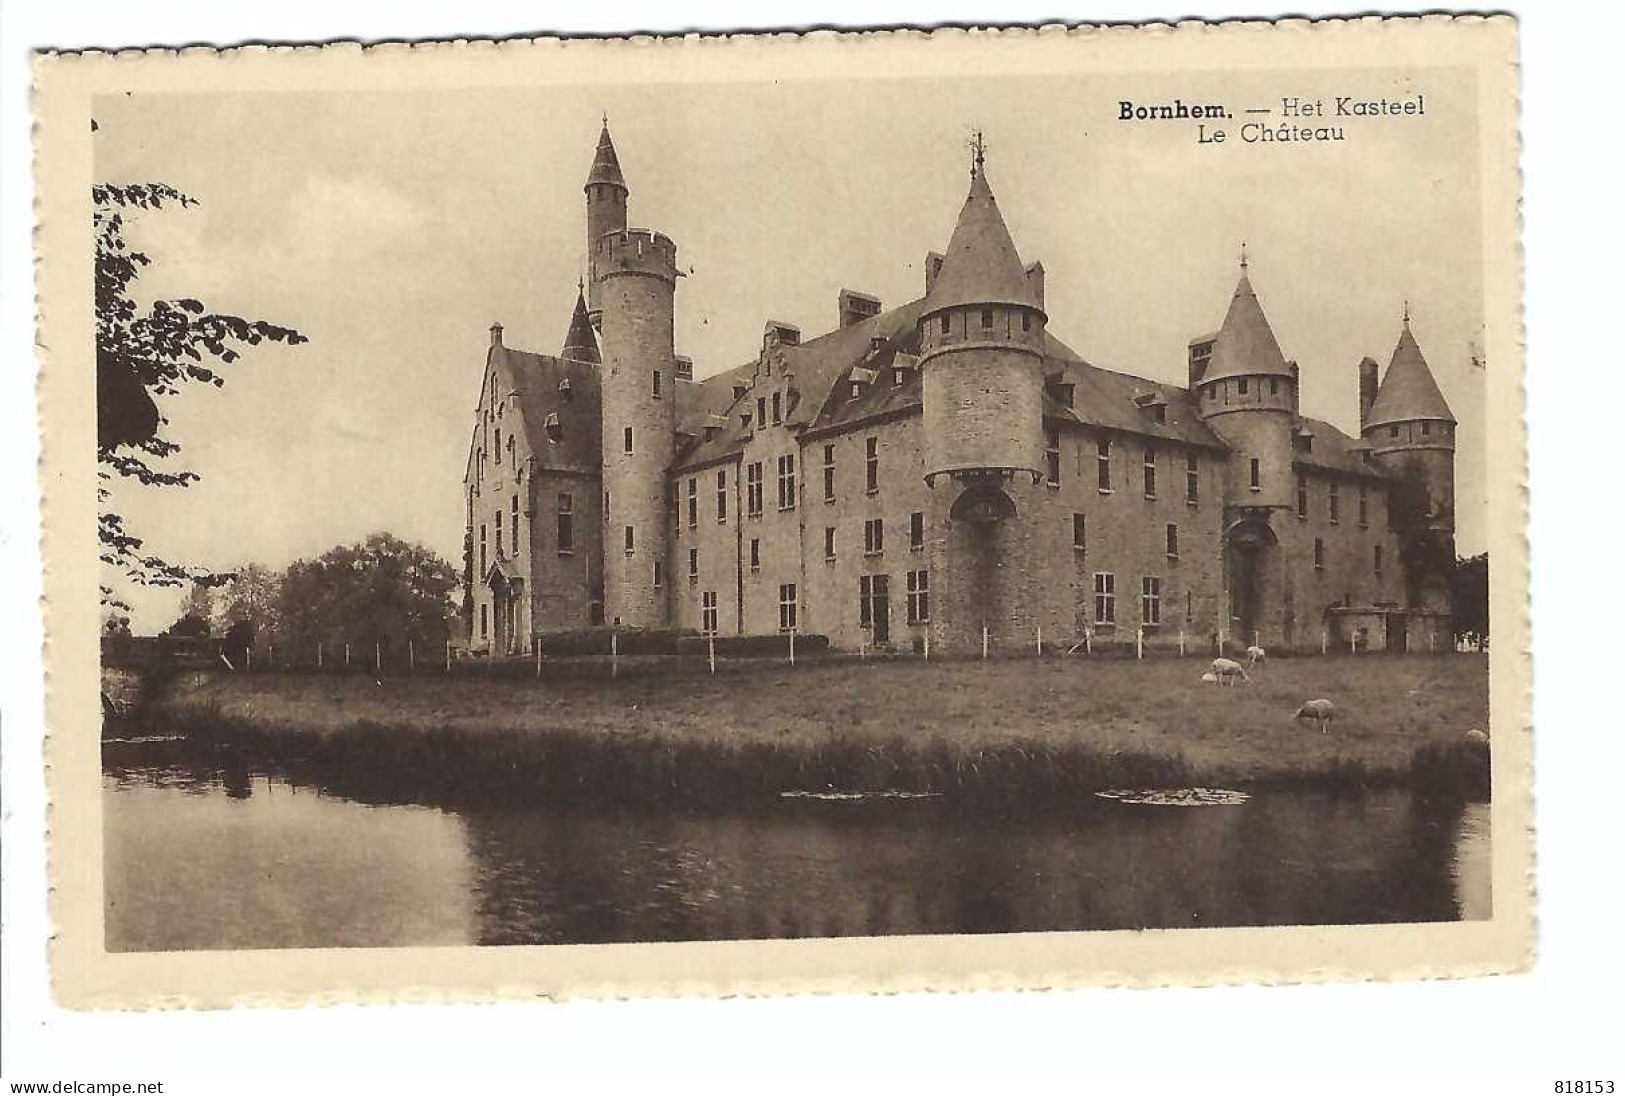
[1247, 645, 1267, 665]
[1211, 657, 1249, 686]
[1464, 728, 1490, 746]
[1295, 698, 1337, 733]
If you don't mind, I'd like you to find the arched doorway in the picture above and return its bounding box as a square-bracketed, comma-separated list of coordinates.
[1224, 514, 1278, 648]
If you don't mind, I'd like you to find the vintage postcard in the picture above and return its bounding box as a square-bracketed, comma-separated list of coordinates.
[35, 16, 1528, 1007]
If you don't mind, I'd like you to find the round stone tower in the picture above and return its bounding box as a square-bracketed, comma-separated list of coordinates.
[596, 227, 678, 628]
[1194, 255, 1297, 512]
[919, 145, 1047, 492]
[1364, 310, 1457, 550]
[583, 119, 629, 327]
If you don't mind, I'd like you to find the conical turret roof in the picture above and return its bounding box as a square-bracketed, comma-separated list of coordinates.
[1201, 265, 1293, 384]
[1366, 320, 1455, 428]
[925, 155, 1040, 314]
[561, 284, 600, 364]
[585, 121, 627, 191]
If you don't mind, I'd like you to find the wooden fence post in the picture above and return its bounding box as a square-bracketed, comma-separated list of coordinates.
[445, 639, 451, 673]
[344, 643, 350, 667]
[317, 643, 323, 669]
[1136, 626, 1144, 660]
[923, 630, 930, 661]
[789, 627, 796, 667]
[1036, 625, 1043, 657]
[981, 625, 989, 661]
[707, 633, 716, 674]
[611, 630, 619, 679]
[1178, 629, 1186, 657]
[375, 642, 381, 674]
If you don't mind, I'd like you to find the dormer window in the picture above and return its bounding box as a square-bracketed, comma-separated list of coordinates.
[544, 413, 561, 443]
[558, 378, 573, 402]
[733, 384, 748, 401]
[1153, 406, 1167, 425]
[981, 308, 994, 330]
[850, 382, 862, 401]
[893, 369, 905, 388]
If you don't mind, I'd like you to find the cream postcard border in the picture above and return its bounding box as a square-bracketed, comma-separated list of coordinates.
[34, 15, 1529, 1009]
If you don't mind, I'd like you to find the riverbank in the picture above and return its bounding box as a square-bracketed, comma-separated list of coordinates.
[140, 654, 1492, 805]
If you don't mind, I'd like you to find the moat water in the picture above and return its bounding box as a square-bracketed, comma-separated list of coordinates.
[102, 738, 1490, 951]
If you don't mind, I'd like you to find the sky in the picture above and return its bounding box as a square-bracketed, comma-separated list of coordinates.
[95, 65, 1488, 632]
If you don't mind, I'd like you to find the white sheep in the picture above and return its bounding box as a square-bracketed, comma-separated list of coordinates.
[1247, 645, 1267, 665]
[1295, 698, 1337, 733]
[1211, 657, 1249, 686]
[1200, 671, 1218, 683]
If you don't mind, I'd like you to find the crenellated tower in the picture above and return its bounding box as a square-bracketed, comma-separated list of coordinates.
[584, 119, 629, 328]
[596, 226, 679, 628]
[1194, 253, 1297, 512]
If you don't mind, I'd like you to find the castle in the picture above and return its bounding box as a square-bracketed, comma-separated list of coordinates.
[462, 122, 1457, 656]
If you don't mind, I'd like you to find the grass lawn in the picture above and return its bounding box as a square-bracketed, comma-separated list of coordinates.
[161, 653, 1489, 788]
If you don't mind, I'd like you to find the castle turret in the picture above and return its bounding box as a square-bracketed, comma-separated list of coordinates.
[1364, 311, 1457, 540]
[1195, 255, 1297, 511]
[597, 226, 679, 628]
[561, 281, 600, 365]
[919, 140, 1048, 493]
[584, 119, 629, 327]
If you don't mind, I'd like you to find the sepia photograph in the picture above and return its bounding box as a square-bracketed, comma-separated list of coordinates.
[31, 15, 1528, 1006]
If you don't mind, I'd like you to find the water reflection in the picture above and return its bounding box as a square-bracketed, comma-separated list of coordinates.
[103, 745, 1491, 952]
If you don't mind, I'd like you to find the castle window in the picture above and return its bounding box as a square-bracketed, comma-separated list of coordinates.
[893, 368, 905, 388]
[716, 469, 728, 523]
[907, 569, 931, 624]
[494, 508, 503, 556]
[589, 588, 604, 626]
[1249, 458, 1261, 491]
[1297, 475, 1308, 519]
[1270, 378, 1279, 396]
[1420, 422, 1432, 437]
[701, 591, 718, 636]
[770, 392, 781, 424]
[480, 603, 488, 639]
[507, 435, 515, 466]
[850, 382, 862, 401]
[494, 427, 501, 456]
[688, 547, 699, 580]
[1329, 482, 1341, 524]
[1141, 576, 1162, 626]
[778, 583, 799, 633]
[624, 524, 635, 555]
[1314, 538, 1326, 571]
[624, 426, 634, 455]
[1094, 573, 1116, 626]
[544, 415, 561, 444]
[652, 370, 662, 399]
[1186, 453, 1200, 505]
[750, 538, 760, 572]
[1021, 312, 1032, 333]
[479, 524, 487, 573]
[1358, 483, 1369, 527]
[859, 574, 889, 630]
[511, 494, 519, 549]
[1238, 378, 1250, 396]
[603, 490, 610, 521]
[1153, 405, 1167, 425]
[1166, 523, 1179, 558]
[1073, 513, 1087, 552]
[864, 518, 884, 556]
[557, 494, 574, 554]
[939, 314, 950, 335]
[687, 478, 698, 529]
[1097, 439, 1112, 492]
[823, 444, 836, 502]
[910, 511, 924, 551]
[1045, 429, 1062, 487]
[776, 454, 797, 511]
[1391, 424, 1401, 439]
[1205, 383, 1216, 401]
[757, 397, 767, 429]
[653, 560, 663, 589]
[1143, 446, 1157, 498]
[866, 437, 879, 494]
[1374, 544, 1384, 574]
[733, 384, 748, 401]
[746, 462, 764, 517]
[981, 308, 994, 330]
[824, 526, 836, 560]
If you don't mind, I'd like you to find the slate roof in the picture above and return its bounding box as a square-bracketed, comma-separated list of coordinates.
[585, 122, 627, 190]
[923, 162, 1041, 314]
[1201, 268, 1294, 384]
[1292, 415, 1389, 480]
[490, 343, 602, 474]
[560, 286, 600, 365]
[1365, 321, 1456, 428]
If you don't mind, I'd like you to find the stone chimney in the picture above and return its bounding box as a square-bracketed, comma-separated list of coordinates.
[1287, 360, 1301, 415]
[674, 354, 693, 381]
[489, 322, 504, 348]
[1187, 334, 1216, 390]
[1358, 356, 1380, 429]
[924, 251, 945, 295]
[838, 289, 882, 329]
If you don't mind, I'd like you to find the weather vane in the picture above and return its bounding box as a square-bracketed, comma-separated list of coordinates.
[967, 129, 987, 174]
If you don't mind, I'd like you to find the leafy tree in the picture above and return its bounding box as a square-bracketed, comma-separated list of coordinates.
[461, 527, 475, 641]
[276, 533, 458, 662]
[1451, 553, 1490, 643]
[161, 580, 215, 638]
[215, 562, 283, 642]
[101, 606, 132, 637]
[95, 181, 307, 604]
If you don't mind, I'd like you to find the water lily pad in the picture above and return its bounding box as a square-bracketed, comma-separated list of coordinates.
[1094, 787, 1251, 807]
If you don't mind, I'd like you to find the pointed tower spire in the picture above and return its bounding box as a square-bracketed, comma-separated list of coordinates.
[1200, 258, 1292, 384]
[585, 118, 628, 193]
[561, 281, 600, 365]
[1365, 316, 1456, 429]
[926, 143, 1040, 313]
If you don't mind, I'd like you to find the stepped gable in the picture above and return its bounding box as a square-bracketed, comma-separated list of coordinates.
[490, 344, 602, 473]
[924, 159, 1041, 314]
[585, 121, 627, 190]
[560, 285, 600, 365]
[1365, 320, 1456, 429]
[1200, 267, 1294, 384]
